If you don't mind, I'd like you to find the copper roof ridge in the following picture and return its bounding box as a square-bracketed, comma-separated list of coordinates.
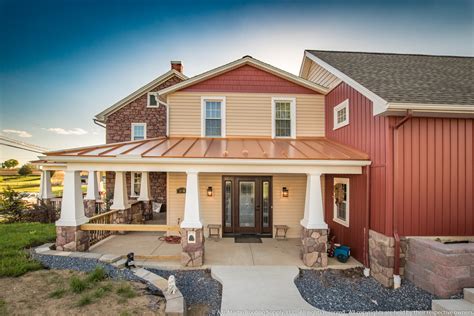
[98, 143, 127, 156]
[286, 139, 309, 158]
[203, 138, 214, 157]
[271, 139, 288, 158]
[300, 140, 327, 157]
[182, 138, 200, 157]
[160, 138, 185, 156]
[120, 140, 149, 155]
[323, 138, 369, 158]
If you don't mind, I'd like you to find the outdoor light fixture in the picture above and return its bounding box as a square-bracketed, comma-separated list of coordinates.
[207, 186, 213, 197]
[282, 187, 289, 197]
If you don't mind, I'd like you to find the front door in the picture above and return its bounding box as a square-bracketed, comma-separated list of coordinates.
[222, 176, 272, 235]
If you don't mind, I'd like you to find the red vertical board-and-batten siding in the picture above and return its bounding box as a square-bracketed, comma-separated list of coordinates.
[325, 81, 474, 239]
[325, 82, 394, 237]
[394, 117, 474, 236]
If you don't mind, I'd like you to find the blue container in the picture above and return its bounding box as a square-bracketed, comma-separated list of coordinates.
[334, 245, 351, 263]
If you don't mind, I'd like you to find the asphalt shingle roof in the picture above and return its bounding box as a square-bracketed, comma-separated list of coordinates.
[307, 50, 474, 106]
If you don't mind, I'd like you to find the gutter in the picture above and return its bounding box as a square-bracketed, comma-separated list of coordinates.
[391, 110, 412, 289]
[93, 119, 106, 128]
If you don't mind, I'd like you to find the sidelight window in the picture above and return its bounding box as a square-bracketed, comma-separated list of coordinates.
[333, 178, 349, 227]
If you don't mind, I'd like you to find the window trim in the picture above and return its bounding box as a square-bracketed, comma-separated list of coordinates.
[271, 97, 296, 139]
[201, 96, 226, 137]
[333, 99, 349, 130]
[147, 92, 159, 108]
[131, 123, 147, 141]
[130, 172, 141, 197]
[333, 177, 350, 227]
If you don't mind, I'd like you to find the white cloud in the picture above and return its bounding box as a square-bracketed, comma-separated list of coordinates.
[2, 129, 32, 138]
[45, 128, 88, 135]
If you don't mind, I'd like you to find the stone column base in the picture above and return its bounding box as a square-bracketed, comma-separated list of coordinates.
[300, 227, 328, 267]
[142, 201, 153, 220]
[56, 226, 90, 252]
[181, 228, 205, 267]
[84, 199, 96, 217]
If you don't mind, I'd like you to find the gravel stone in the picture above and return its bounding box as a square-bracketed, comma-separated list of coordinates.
[294, 268, 458, 313]
[147, 268, 222, 316]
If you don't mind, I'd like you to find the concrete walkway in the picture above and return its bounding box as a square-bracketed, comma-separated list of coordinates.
[212, 266, 317, 315]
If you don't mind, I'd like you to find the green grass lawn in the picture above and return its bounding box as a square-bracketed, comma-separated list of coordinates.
[0, 222, 56, 277]
[0, 175, 86, 196]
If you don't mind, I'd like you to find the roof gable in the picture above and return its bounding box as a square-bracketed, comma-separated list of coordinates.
[304, 50, 474, 116]
[95, 69, 187, 122]
[180, 64, 319, 94]
[158, 56, 328, 96]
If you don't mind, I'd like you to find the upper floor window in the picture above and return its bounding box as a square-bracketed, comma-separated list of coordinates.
[272, 97, 296, 138]
[201, 97, 226, 137]
[333, 178, 349, 227]
[131, 123, 146, 141]
[333, 99, 349, 130]
[147, 92, 158, 107]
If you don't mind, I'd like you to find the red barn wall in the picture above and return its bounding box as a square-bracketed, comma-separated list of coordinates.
[181, 65, 318, 94]
[324, 171, 368, 264]
[394, 117, 474, 236]
[325, 82, 394, 236]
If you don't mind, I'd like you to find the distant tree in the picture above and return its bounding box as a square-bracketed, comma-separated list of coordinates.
[18, 163, 33, 176]
[3, 159, 19, 169]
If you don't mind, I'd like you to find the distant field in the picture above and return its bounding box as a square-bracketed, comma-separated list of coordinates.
[0, 175, 86, 195]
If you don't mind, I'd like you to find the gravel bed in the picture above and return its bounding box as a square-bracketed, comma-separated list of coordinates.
[295, 268, 450, 313]
[148, 268, 222, 316]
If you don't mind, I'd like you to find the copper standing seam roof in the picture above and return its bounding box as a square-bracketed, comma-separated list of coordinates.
[44, 137, 369, 161]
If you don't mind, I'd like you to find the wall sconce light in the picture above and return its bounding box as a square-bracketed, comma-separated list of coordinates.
[282, 187, 289, 197]
[207, 186, 213, 197]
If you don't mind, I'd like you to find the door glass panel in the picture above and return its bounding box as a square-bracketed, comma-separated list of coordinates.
[239, 181, 255, 227]
[224, 180, 232, 227]
[262, 181, 270, 227]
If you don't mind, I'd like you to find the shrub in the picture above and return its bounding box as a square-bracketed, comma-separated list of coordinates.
[25, 201, 58, 223]
[3, 159, 19, 169]
[49, 288, 66, 299]
[86, 267, 107, 283]
[77, 293, 93, 307]
[70, 276, 88, 293]
[18, 164, 33, 176]
[116, 283, 136, 299]
[0, 187, 26, 222]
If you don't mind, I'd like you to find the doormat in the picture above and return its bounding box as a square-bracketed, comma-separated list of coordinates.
[235, 236, 262, 243]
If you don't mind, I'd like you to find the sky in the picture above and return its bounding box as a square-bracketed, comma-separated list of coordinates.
[0, 0, 473, 164]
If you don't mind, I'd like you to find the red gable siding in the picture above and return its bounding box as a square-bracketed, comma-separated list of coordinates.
[181, 65, 318, 94]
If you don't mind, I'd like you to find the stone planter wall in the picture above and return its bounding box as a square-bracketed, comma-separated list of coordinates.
[181, 228, 205, 267]
[56, 225, 90, 252]
[405, 238, 474, 298]
[368, 229, 406, 287]
[300, 227, 328, 268]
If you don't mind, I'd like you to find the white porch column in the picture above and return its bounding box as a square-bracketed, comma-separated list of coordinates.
[85, 170, 100, 200]
[180, 171, 202, 228]
[56, 170, 88, 226]
[300, 172, 327, 229]
[97, 172, 105, 195]
[111, 171, 129, 210]
[39, 170, 54, 199]
[137, 172, 150, 201]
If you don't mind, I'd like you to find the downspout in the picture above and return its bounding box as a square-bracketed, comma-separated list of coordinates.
[391, 110, 412, 289]
[363, 165, 371, 277]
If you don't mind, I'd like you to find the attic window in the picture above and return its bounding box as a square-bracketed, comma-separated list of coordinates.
[333, 99, 349, 130]
[147, 92, 158, 108]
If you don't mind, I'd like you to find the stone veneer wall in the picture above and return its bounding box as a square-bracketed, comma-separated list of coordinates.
[181, 228, 205, 267]
[105, 171, 167, 212]
[405, 238, 474, 298]
[300, 227, 328, 267]
[368, 229, 406, 287]
[56, 226, 90, 252]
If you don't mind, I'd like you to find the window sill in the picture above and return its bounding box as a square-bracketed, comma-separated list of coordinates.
[333, 217, 349, 227]
[333, 121, 349, 130]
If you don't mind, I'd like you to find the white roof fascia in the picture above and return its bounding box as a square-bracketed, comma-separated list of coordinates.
[94, 69, 187, 122]
[157, 56, 328, 96]
[304, 51, 389, 115]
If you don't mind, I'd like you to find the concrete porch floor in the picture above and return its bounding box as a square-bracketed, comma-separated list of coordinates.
[89, 231, 363, 269]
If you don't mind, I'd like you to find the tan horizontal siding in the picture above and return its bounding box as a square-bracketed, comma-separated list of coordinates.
[168, 91, 325, 137]
[167, 173, 314, 239]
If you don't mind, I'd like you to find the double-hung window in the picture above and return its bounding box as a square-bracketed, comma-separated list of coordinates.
[333, 99, 349, 130]
[201, 97, 226, 137]
[272, 97, 296, 138]
[131, 123, 146, 141]
[333, 178, 350, 227]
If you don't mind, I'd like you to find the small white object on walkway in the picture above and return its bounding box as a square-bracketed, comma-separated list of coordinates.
[212, 265, 317, 315]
